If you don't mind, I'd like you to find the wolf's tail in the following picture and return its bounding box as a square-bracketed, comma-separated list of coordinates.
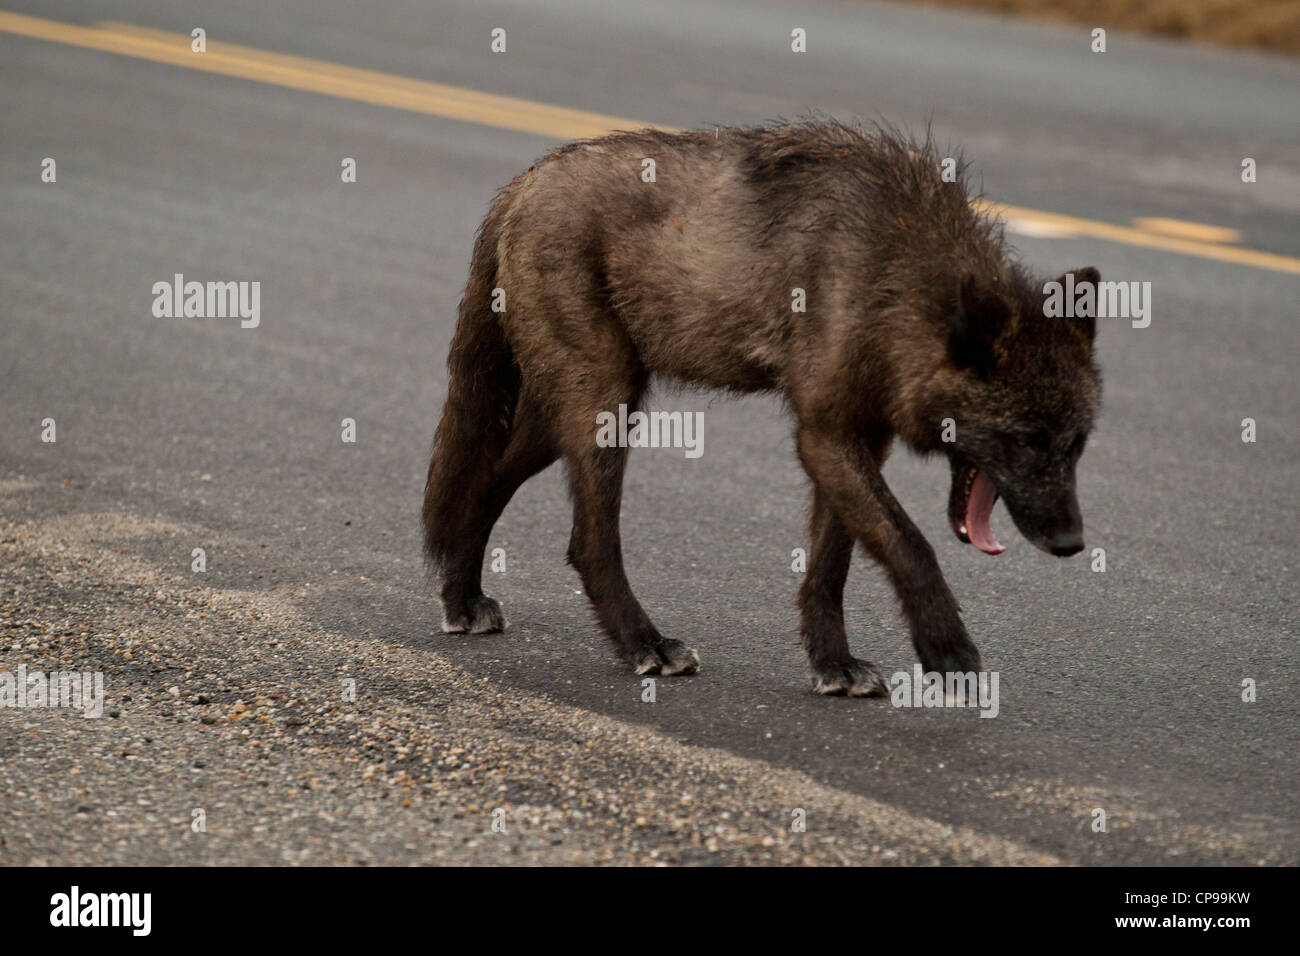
[423, 205, 520, 569]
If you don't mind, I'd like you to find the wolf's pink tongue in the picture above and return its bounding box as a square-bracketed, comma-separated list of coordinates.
[966, 471, 1005, 555]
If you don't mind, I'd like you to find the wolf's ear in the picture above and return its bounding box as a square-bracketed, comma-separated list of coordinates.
[948, 273, 1011, 373]
[1052, 267, 1100, 343]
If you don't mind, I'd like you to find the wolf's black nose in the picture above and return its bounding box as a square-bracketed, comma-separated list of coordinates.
[1048, 532, 1085, 557]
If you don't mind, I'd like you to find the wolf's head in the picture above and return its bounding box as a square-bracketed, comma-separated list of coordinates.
[923, 267, 1102, 558]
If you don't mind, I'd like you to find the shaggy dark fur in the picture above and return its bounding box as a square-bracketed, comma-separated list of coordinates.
[423, 120, 1101, 694]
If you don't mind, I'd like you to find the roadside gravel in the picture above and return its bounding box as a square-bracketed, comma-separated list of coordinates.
[0, 495, 1058, 866]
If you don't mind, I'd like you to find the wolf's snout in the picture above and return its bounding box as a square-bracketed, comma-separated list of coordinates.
[1048, 531, 1085, 557]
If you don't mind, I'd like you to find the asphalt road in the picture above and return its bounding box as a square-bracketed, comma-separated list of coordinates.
[1, 0, 1297, 865]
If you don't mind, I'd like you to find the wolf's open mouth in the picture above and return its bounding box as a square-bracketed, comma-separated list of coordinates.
[953, 464, 1005, 555]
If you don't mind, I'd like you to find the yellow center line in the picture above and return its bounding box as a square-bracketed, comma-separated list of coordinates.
[973, 201, 1298, 274]
[1131, 217, 1242, 244]
[3, 10, 1297, 276]
[0, 10, 645, 139]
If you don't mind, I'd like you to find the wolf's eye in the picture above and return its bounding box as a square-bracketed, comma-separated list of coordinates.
[1009, 431, 1051, 451]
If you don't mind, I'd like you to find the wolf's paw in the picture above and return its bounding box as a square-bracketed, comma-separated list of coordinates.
[812, 657, 889, 697]
[441, 595, 506, 635]
[918, 643, 983, 678]
[632, 639, 700, 677]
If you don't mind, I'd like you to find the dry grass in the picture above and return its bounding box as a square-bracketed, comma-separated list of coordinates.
[905, 0, 1300, 55]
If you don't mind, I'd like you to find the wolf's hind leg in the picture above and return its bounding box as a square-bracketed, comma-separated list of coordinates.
[555, 388, 699, 676]
[440, 391, 558, 634]
[798, 487, 889, 696]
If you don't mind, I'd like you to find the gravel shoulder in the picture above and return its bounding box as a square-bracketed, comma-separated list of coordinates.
[0, 481, 1065, 866]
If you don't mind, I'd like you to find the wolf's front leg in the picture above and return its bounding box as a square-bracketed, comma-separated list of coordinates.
[795, 426, 983, 679]
[798, 486, 890, 696]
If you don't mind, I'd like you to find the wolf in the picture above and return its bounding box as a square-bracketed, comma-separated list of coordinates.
[423, 120, 1101, 695]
